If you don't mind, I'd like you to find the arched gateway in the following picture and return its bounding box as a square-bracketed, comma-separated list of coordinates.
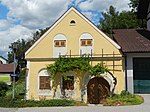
[87, 77, 110, 104]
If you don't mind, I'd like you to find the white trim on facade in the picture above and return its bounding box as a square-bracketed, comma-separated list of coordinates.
[25, 7, 121, 56]
[53, 34, 67, 58]
[26, 61, 30, 100]
[126, 53, 150, 93]
[38, 69, 52, 96]
[79, 33, 94, 55]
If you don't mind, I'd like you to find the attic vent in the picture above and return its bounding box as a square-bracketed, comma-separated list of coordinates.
[70, 20, 76, 26]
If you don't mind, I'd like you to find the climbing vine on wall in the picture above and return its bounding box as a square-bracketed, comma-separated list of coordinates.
[89, 63, 108, 77]
[46, 56, 108, 79]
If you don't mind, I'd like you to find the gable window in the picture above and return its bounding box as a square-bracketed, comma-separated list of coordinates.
[70, 20, 76, 26]
[81, 39, 92, 46]
[54, 40, 66, 47]
[63, 76, 74, 90]
[39, 76, 50, 90]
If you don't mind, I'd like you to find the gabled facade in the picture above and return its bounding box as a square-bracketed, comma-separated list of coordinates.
[25, 7, 125, 103]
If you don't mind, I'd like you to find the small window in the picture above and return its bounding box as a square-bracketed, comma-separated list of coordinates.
[87, 39, 92, 46]
[55, 41, 59, 46]
[61, 41, 65, 47]
[81, 40, 86, 46]
[70, 20, 76, 26]
[81, 39, 92, 46]
[39, 76, 50, 90]
[54, 40, 66, 47]
[63, 76, 74, 90]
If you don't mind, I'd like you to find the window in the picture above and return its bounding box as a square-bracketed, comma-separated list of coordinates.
[81, 39, 92, 46]
[81, 40, 86, 46]
[39, 76, 50, 89]
[63, 76, 74, 90]
[70, 20, 76, 26]
[54, 40, 66, 47]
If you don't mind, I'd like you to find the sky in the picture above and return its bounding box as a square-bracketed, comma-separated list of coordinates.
[0, 0, 130, 58]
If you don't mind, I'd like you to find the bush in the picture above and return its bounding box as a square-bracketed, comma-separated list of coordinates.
[0, 82, 9, 97]
[103, 90, 144, 106]
[6, 69, 26, 99]
[0, 97, 78, 108]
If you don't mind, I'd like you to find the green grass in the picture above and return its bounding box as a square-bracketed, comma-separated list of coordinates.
[0, 77, 10, 82]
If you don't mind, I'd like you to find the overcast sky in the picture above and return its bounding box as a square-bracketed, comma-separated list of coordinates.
[0, 0, 130, 58]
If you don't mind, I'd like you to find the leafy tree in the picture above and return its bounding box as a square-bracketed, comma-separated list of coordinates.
[129, 0, 139, 12]
[99, 5, 145, 36]
[99, 6, 119, 35]
[8, 39, 32, 68]
[7, 27, 50, 68]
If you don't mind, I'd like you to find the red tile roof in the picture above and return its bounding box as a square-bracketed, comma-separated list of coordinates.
[0, 64, 15, 73]
[113, 29, 150, 53]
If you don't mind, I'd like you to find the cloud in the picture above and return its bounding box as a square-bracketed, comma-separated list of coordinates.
[78, 0, 93, 11]
[73, 0, 130, 24]
[0, 25, 33, 57]
[1, 0, 69, 29]
[78, 0, 130, 12]
[0, 0, 130, 58]
[0, 19, 12, 31]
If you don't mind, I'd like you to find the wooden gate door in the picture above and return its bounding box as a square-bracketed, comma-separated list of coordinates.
[87, 77, 110, 104]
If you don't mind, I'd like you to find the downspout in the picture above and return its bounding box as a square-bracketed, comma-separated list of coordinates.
[124, 54, 128, 91]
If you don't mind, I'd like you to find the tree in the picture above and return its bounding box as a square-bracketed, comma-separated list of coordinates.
[129, 0, 139, 12]
[8, 39, 32, 68]
[99, 6, 119, 35]
[99, 5, 144, 36]
[7, 27, 50, 68]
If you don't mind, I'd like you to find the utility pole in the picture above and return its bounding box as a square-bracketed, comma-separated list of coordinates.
[12, 43, 17, 99]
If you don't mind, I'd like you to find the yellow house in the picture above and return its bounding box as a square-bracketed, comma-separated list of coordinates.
[25, 7, 125, 104]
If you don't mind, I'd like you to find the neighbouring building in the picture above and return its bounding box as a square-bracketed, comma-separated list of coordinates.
[0, 64, 15, 85]
[25, 7, 125, 103]
[0, 57, 19, 85]
[112, 0, 150, 94]
[113, 29, 150, 94]
[0, 56, 7, 64]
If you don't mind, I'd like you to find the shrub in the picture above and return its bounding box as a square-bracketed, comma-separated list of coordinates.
[0, 97, 78, 108]
[0, 82, 9, 97]
[6, 69, 26, 99]
[103, 90, 144, 106]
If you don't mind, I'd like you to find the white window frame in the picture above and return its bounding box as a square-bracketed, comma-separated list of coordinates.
[38, 69, 52, 96]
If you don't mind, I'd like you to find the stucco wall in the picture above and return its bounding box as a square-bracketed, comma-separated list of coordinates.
[25, 9, 125, 101]
[26, 10, 120, 58]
